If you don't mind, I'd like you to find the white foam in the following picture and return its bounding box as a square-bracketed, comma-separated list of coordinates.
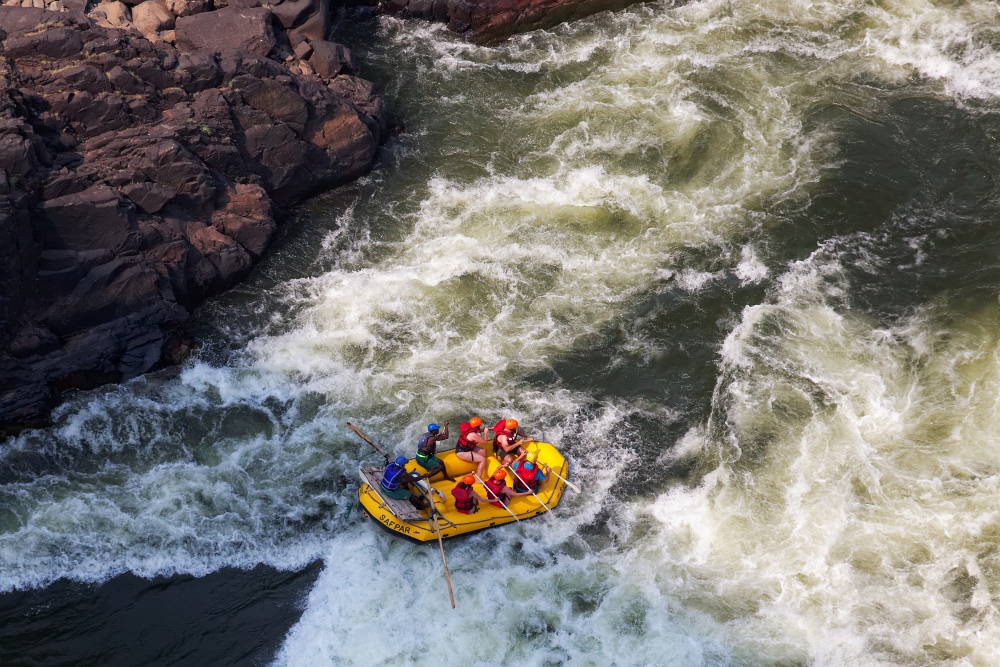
[2, 0, 999, 664]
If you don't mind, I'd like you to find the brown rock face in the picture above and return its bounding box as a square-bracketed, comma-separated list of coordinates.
[175, 6, 276, 56]
[0, 7, 387, 429]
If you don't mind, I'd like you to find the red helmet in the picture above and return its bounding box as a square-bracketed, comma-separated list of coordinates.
[492, 469, 507, 480]
[462, 474, 475, 485]
[505, 418, 518, 431]
[469, 416, 483, 428]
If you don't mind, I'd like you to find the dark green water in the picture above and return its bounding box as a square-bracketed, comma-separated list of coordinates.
[4, 0, 1000, 664]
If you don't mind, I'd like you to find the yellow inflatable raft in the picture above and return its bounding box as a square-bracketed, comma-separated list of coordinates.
[357, 441, 568, 543]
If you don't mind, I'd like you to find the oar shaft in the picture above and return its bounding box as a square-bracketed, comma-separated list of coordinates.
[504, 464, 552, 513]
[427, 489, 456, 609]
[473, 473, 520, 522]
[346, 422, 392, 460]
[549, 468, 581, 494]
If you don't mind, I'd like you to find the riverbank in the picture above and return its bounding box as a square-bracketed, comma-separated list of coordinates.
[0, 4, 388, 430]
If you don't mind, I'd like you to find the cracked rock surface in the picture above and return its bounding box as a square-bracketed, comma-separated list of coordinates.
[0, 6, 385, 428]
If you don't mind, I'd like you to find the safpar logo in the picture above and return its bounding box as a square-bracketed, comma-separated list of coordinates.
[379, 513, 412, 534]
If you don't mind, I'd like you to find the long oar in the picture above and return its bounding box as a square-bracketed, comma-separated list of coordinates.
[426, 488, 455, 609]
[347, 422, 392, 462]
[549, 468, 581, 494]
[473, 473, 521, 522]
[504, 464, 552, 514]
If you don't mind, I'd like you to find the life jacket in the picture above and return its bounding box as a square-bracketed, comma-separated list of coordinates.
[451, 483, 477, 513]
[484, 478, 509, 507]
[514, 462, 539, 492]
[457, 422, 480, 452]
[381, 463, 408, 492]
[417, 432, 435, 456]
[493, 424, 514, 455]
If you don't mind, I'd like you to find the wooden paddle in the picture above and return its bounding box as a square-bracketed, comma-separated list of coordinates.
[473, 473, 521, 522]
[548, 468, 581, 494]
[503, 463, 552, 514]
[426, 488, 456, 609]
[347, 422, 392, 462]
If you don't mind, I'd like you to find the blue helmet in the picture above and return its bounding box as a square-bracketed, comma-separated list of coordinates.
[394, 456, 408, 467]
[427, 423, 440, 432]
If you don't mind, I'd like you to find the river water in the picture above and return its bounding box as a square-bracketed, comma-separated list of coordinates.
[4, 0, 1000, 664]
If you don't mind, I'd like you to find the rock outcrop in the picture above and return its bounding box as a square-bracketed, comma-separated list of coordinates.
[0, 6, 386, 429]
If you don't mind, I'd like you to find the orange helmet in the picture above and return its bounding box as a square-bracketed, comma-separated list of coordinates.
[462, 474, 475, 485]
[505, 418, 518, 431]
[492, 469, 507, 480]
[469, 416, 483, 428]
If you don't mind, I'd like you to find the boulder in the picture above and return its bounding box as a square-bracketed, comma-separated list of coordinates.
[131, 0, 174, 40]
[92, 1, 131, 28]
[307, 39, 355, 79]
[289, 0, 327, 41]
[163, 0, 207, 16]
[270, 0, 317, 29]
[175, 7, 276, 57]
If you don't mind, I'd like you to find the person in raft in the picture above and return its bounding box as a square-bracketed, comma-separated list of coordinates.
[493, 418, 529, 460]
[381, 456, 432, 511]
[451, 474, 489, 515]
[511, 450, 550, 494]
[483, 469, 531, 508]
[455, 416, 489, 480]
[416, 421, 454, 481]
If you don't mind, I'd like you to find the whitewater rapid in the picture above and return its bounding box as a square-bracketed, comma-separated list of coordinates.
[4, 0, 1000, 663]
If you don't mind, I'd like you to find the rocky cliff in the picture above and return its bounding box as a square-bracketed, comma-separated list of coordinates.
[0, 5, 385, 428]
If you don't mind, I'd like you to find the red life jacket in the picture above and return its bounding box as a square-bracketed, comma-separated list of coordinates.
[451, 483, 477, 513]
[456, 422, 478, 452]
[493, 427, 514, 455]
[484, 478, 509, 507]
[514, 462, 538, 491]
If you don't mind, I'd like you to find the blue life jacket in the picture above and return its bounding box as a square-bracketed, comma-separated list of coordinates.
[382, 462, 408, 491]
[417, 432, 435, 456]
